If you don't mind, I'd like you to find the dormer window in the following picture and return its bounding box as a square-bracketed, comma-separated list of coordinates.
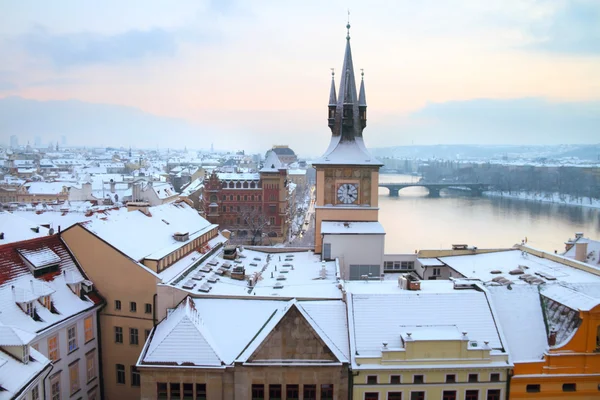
[17, 247, 61, 277]
[24, 301, 35, 316]
[22, 345, 29, 364]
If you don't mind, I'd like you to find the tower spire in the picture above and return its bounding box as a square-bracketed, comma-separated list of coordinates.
[328, 69, 337, 106]
[358, 69, 366, 106]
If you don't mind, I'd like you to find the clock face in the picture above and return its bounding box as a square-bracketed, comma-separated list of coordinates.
[337, 183, 359, 204]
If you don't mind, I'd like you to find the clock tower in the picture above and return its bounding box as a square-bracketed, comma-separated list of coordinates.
[312, 23, 385, 278]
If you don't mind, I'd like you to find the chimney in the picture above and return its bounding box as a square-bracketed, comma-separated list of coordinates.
[548, 329, 557, 346]
[575, 232, 584, 239]
[575, 242, 588, 262]
[110, 179, 116, 193]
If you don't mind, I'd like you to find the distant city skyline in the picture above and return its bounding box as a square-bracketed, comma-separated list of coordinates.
[0, 0, 599, 154]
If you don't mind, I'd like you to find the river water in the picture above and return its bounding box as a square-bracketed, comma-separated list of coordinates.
[378, 174, 600, 254]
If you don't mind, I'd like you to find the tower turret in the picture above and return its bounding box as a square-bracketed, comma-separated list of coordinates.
[328, 70, 337, 132]
[358, 70, 367, 129]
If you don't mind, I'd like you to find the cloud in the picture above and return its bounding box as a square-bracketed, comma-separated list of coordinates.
[0, 81, 17, 91]
[20, 26, 178, 68]
[371, 98, 600, 146]
[528, 0, 600, 55]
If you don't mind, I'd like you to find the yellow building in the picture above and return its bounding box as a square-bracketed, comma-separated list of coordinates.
[346, 282, 510, 400]
[60, 201, 222, 400]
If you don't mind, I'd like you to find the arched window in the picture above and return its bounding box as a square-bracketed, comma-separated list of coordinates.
[243, 182, 248, 188]
[236, 182, 241, 188]
[229, 182, 234, 189]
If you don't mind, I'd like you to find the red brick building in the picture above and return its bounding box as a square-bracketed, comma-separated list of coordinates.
[203, 152, 289, 244]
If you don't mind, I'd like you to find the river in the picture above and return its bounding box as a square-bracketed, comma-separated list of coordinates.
[378, 174, 600, 254]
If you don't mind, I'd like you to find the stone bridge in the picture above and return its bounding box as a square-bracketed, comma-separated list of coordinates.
[379, 182, 490, 197]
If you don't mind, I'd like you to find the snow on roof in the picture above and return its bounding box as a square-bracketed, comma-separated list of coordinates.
[349, 291, 503, 358]
[217, 172, 260, 181]
[486, 285, 548, 362]
[288, 169, 306, 175]
[152, 182, 178, 199]
[540, 284, 599, 312]
[440, 250, 600, 285]
[312, 136, 383, 166]
[0, 325, 36, 346]
[260, 151, 285, 173]
[321, 221, 385, 235]
[157, 250, 203, 283]
[417, 258, 445, 266]
[399, 325, 463, 341]
[11, 210, 93, 232]
[17, 247, 60, 269]
[344, 278, 459, 295]
[0, 212, 49, 245]
[82, 201, 213, 261]
[165, 248, 342, 299]
[143, 298, 222, 367]
[0, 346, 50, 399]
[0, 236, 100, 334]
[23, 182, 71, 195]
[563, 237, 600, 267]
[180, 177, 204, 196]
[141, 297, 348, 367]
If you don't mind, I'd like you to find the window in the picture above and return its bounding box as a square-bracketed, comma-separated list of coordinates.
[384, 261, 394, 269]
[50, 373, 61, 400]
[171, 383, 181, 398]
[365, 394, 379, 400]
[115, 300, 121, 310]
[321, 384, 333, 400]
[84, 316, 94, 342]
[145, 329, 151, 341]
[432, 267, 441, 276]
[252, 384, 265, 400]
[390, 375, 401, 384]
[367, 375, 378, 384]
[410, 392, 424, 400]
[490, 373, 500, 382]
[303, 384, 316, 400]
[130, 328, 139, 345]
[180, 383, 193, 399]
[31, 385, 40, 400]
[157, 383, 168, 400]
[563, 383, 576, 392]
[401, 261, 414, 270]
[487, 389, 501, 400]
[68, 325, 77, 352]
[196, 383, 207, 400]
[86, 350, 96, 382]
[286, 384, 299, 399]
[465, 390, 479, 400]
[413, 375, 424, 384]
[131, 366, 140, 387]
[468, 373, 478, 383]
[446, 374, 456, 383]
[388, 393, 402, 400]
[48, 335, 59, 361]
[270, 384, 282, 400]
[145, 303, 152, 314]
[115, 326, 123, 343]
[116, 364, 125, 384]
[443, 391, 457, 400]
[130, 302, 137, 312]
[69, 360, 80, 395]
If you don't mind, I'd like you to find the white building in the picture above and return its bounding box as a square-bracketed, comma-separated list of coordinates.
[0, 235, 104, 399]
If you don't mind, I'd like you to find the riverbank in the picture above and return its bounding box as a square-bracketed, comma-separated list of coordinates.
[483, 190, 600, 209]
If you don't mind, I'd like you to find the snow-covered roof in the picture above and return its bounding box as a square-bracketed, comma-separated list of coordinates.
[217, 172, 260, 181]
[0, 236, 102, 335]
[321, 221, 385, 235]
[312, 136, 383, 167]
[23, 182, 71, 195]
[11, 210, 94, 232]
[81, 201, 213, 261]
[260, 151, 285, 173]
[417, 257, 445, 266]
[349, 290, 503, 359]
[140, 297, 349, 367]
[180, 177, 204, 197]
[17, 247, 61, 269]
[486, 285, 548, 362]
[0, 345, 50, 399]
[288, 169, 306, 176]
[151, 182, 178, 200]
[540, 284, 599, 312]
[563, 237, 600, 267]
[0, 325, 36, 346]
[163, 248, 342, 299]
[440, 249, 600, 285]
[0, 212, 49, 245]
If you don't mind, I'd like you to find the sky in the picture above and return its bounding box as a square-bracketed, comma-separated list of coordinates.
[0, 0, 599, 156]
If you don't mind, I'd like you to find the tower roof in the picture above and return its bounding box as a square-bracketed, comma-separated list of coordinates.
[313, 24, 382, 167]
[328, 71, 337, 106]
[358, 71, 366, 107]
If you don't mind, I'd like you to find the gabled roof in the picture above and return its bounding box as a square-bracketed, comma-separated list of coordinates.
[0, 324, 36, 346]
[143, 298, 222, 367]
[140, 297, 349, 368]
